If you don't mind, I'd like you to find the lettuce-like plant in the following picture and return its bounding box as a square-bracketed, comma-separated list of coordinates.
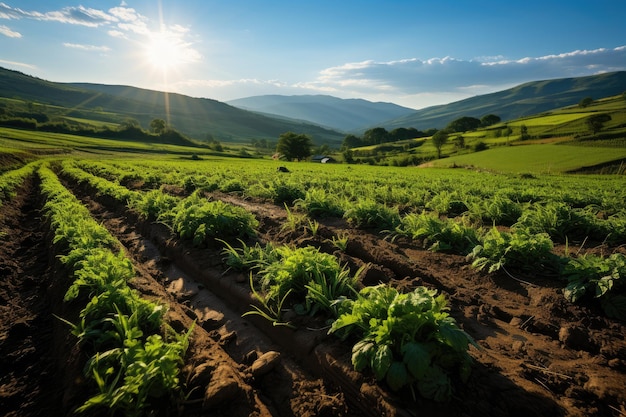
[563, 253, 626, 320]
[330, 285, 477, 401]
[468, 226, 554, 273]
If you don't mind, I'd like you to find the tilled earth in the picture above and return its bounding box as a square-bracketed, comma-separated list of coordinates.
[1, 173, 625, 417]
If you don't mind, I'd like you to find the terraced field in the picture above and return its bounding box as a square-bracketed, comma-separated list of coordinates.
[1, 159, 625, 417]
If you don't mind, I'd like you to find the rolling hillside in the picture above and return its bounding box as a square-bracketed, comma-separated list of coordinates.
[0, 67, 345, 145]
[227, 95, 415, 132]
[379, 71, 626, 131]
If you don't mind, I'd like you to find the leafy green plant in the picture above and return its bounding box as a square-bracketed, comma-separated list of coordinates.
[169, 192, 258, 245]
[468, 226, 554, 273]
[469, 194, 522, 226]
[242, 273, 295, 328]
[425, 191, 469, 217]
[343, 199, 400, 229]
[294, 188, 344, 217]
[78, 316, 193, 417]
[391, 212, 480, 254]
[246, 246, 359, 322]
[515, 202, 604, 242]
[329, 285, 477, 401]
[271, 181, 305, 205]
[281, 204, 306, 233]
[220, 239, 279, 272]
[329, 232, 349, 251]
[129, 189, 179, 221]
[306, 218, 320, 236]
[563, 253, 626, 320]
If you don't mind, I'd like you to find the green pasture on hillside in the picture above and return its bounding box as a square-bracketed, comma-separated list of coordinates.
[428, 144, 626, 173]
[0, 126, 216, 156]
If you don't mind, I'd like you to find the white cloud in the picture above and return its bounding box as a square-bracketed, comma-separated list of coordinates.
[63, 42, 111, 52]
[307, 46, 626, 100]
[0, 23, 20, 37]
[107, 29, 125, 39]
[0, 58, 36, 69]
[0, 3, 118, 27]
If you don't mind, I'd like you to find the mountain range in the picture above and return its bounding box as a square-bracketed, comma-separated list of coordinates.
[2, 66, 626, 145]
[227, 95, 415, 132]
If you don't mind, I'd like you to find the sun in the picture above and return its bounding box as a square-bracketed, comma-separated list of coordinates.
[144, 32, 188, 72]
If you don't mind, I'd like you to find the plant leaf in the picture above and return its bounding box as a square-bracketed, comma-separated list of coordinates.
[401, 341, 431, 379]
[371, 344, 393, 381]
[417, 365, 452, 402]
[351, 340, 375, 372]
[386, 361, 409, 391]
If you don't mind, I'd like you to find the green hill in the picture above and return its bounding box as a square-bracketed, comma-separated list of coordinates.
[0, 67, 345, 145]
[350, 92, 626, 173]
[380, 71, 626, 131]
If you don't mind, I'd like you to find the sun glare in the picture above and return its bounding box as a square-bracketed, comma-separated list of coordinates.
[144, 32, 188, 72]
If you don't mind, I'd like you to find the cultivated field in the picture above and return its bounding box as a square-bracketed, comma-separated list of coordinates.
[1, 155, 625, 417]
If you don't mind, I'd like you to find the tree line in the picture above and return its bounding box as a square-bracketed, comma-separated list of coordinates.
[341, 114, 502, 151]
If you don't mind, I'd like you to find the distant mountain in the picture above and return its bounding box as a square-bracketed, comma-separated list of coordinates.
[227, 95, 415, 132]
[379, 71, 626, 131]
[0, 67, 345, 144]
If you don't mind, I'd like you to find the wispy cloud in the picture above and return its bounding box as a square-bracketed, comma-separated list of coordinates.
[0, 23, 19, 37]
[63, 42, 111, 52]
[307, 46, 626, 97]
[0, 58, 36, 69]
[0, 3, 114, 27]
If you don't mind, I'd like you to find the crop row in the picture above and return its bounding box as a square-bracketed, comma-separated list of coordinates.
[63, 159, 626, 320]
[74, 158, 626, 215]
[59, 160, 478, 401]
[0, 161, 38, 203]
[37, 164, 191, 416]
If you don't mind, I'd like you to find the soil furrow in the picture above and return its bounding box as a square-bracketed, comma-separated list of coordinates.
[0, 176, 60, 417]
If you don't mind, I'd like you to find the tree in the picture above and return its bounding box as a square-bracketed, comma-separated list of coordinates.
[480, 114, 501, 127]
[504, 126, 513, 144]
[342, 134, 363, 149]
[586, 114, 611, 135]
[579, 97, 593, 108]
[520, 124, 530, 140]
[122, 118, 141, 129]
[432, 130, 448, 159]
[150, 118, 167, 134]
[276, 131, 313, 161]
[363, 127, 389, 145]
[453, 135, 465, 149]
[342, 148, 354, 164]
[314, 144, 331, 155]
[389, 127, 423, 141]
[447, 116, 481, 133]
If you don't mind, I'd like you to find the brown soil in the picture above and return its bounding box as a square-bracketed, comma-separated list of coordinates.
[1, 174, 625, 417]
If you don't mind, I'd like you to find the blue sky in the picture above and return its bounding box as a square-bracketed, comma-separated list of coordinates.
[1, 1, 625, 109]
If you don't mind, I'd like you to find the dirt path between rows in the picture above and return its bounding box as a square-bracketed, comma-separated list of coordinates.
[0, 177, 60, 417]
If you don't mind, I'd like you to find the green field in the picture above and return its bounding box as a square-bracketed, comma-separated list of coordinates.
[428, 143, 626, 173]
